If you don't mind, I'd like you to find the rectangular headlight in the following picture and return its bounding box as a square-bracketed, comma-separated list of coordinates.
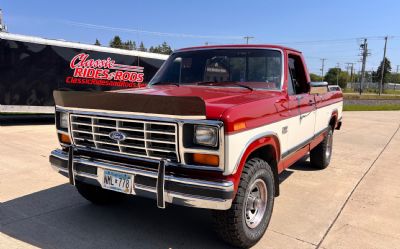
[59, 112, 69, 129]
[194, 125, 218, 147]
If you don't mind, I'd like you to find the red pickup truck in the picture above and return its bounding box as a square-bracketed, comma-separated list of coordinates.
[50, 44, 343, 248]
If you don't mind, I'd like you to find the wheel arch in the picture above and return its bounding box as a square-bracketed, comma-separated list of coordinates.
[231, 132, 281, 197]
[329, 109, 339, 130]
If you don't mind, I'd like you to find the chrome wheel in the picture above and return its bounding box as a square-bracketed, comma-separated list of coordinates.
[325, 130, 333, 161]
[244, 179, 268, 229]
[213, 158, 275, 248]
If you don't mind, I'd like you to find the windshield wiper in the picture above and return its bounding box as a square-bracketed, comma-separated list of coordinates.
[229, 82, 254, 91]
[196, 81, 254, 91]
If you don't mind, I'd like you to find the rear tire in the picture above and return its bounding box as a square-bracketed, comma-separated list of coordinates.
[213, 158, 275, 248]
[75, 181, 126, 205]
[310, 127, 333, 169]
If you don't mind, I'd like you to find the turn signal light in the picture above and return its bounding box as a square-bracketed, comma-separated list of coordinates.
[233, 121, 246, 131]
[59, 133, 71, 144]
[192, 153, 219, 166]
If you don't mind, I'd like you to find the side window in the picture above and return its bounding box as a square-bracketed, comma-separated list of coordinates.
[288, 55, 308, 94]
[287, 67, 296, 95]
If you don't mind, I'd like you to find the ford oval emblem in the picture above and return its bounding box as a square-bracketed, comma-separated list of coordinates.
[109, 131, 127, 142]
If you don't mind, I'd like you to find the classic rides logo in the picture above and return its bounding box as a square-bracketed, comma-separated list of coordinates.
[65, 53, 145, 88]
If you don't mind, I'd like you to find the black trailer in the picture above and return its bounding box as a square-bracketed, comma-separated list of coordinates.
[0, 32, 168, 114]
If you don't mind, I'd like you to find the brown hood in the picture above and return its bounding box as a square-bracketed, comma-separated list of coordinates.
[53, 90, 206, 117]
[116, 85, 282, 120]
[54, 85, 282, 120]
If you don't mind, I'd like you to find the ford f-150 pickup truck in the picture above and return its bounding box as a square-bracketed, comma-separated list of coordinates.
[49, 44, 343, 248]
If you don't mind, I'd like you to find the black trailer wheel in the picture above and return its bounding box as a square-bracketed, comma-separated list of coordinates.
[213, 158, 275, 248]
[75, 181, 126, 205]
[310, 127, 334, 169]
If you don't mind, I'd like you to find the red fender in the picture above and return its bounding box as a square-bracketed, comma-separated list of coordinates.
[226, 135, 280, 193]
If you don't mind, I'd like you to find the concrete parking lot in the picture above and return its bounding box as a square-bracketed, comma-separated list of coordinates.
[1, 111, 399, 249]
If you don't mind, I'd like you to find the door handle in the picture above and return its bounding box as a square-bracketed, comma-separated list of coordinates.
[300, 112, 312, 119]
[308, 99, 315, 106]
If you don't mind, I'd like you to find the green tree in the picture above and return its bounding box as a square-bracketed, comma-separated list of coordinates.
[310, 73, 322, 82]
[123, 40, 136, 50]
[159, 42, 173, 55]
[148, 42, 173, 55]
[138, 41, 147, 52]
[374, 57, 392, 85]
[392, 73, 400, 84]
[109, 36, 123, 49]
[149, 45, 161, 53]
[94, 38, 101, 46]
[324, 68, 349, 88]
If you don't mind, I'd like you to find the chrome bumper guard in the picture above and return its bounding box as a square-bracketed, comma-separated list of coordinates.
[50, 149, 234, 210]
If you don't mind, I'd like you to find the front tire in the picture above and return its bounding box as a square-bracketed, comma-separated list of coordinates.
[310, 127, 334, 169]
[213, 158, 275, 248]
[75, 181, 126, 205]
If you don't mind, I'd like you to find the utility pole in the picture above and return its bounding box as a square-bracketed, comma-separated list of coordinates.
[345, 63, 351, 75]
[336, 63, 340, 85]
[243, 36, 254, 44]
[0, 9, 6, 32]
[359, 38, 369, 95]
[395, 65, 399, 91]
[379, 36, 388, 95]
[346, 62, 355, 85]
[369, 68, 374, 88]
[320, 58, 326, 80]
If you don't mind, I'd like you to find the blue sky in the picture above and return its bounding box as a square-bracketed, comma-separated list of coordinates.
[2, 0, 399, 75]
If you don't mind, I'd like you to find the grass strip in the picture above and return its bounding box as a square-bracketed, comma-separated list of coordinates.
[343, 104, 400, 111]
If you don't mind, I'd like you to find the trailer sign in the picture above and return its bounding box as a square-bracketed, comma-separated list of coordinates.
[68, 53, 145, 86]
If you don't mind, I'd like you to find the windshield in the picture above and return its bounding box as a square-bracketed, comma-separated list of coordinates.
[149, 49, 282, 90]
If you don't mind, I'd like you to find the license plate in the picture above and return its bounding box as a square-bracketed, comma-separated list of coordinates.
[103, 170, 133, 194]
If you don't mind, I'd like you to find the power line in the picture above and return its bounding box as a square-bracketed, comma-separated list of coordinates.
[63, 20, 244, 40]
[271, 36, 391, 45]
[55, 20, 400, 78]
[64, 20, 396, 45]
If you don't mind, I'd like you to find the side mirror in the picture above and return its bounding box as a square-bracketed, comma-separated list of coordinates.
[310, 81, 328, 95]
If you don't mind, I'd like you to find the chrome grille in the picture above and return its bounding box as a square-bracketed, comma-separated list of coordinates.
[70, 114, 178, 161]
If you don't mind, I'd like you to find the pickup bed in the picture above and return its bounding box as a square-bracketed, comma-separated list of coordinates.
[50, 44, 342, 248]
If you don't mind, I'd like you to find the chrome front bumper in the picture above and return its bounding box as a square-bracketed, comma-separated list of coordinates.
[49, 149, 234, 210]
